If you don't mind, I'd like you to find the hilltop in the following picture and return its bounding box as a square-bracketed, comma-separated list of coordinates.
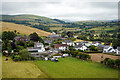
[1, 22, 52, 36]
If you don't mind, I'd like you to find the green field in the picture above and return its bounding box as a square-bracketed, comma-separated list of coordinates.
[2, 57, 48, 78]
[34, 57, 118, 78]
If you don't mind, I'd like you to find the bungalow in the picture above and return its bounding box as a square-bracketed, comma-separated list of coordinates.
[62, 40, 75, 46]
[92, 41, 101, 47]
[103, 46, 116, 53]
[74, 44, 87, 51]
[54, 44, 69, 51]
[116, 47, 120, 55]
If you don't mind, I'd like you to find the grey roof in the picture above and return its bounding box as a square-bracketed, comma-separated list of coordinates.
[77, 42, 83, 44]
[117, 47, 120, 50]
[44, 40, 53, 43]
[104, 46, 111, 49]
[92, 41, 101, 44]
[74, 44, 83, 48]
[35, 42, 43, 45]
[64, 40, 73, 43]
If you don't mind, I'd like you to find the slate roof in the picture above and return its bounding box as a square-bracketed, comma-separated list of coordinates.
[92, 41, 101, 44]
[117, 47, 120, 50]
[74, 44, 83, 48]
[104, 46, 111, 49]
[35, 42, 43, 45]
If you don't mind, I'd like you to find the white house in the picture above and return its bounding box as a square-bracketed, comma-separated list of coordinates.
[74, 44, 87, 51]
[116, 47, 120, 55]
[76, 42, 83, 46]
[34, 42, 45, 52]
[53, 56, 61, 58]
[62, 40, 75, 46]
[54, 44, 69, 51]
[34, 42, 44, 47]
[84, 42, 91, 47]
[92, 41, 101, 47]
[103, 46, 116, 53]
[63, 54, 69, 57]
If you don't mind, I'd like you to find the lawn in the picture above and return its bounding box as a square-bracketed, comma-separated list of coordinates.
[2, 57, 48, 78]
[34, 57, 119, 78]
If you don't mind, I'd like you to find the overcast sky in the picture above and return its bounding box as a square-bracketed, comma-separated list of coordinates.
[1, 0, 119, 21]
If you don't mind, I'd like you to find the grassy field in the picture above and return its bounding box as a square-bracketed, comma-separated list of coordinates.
[34, 57, 118, 78]
[1, 22, 52, 36]
[2, 57, 48, 78]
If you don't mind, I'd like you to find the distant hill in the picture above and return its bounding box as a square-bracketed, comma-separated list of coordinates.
[1, 14, 118, 33]
[1, 14, 66, 32]
[1, 22, 52, 36]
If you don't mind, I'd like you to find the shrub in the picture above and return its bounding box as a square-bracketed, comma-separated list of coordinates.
[53, 53, 61, 56]
[19, 49, 32, 61]
[13, 55, 21, 61]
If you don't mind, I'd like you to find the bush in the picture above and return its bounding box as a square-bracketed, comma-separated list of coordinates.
[19, 49, 32, 61]
[103, 58, 120, 69]
[85, 50, 102, 53]
[27, 41, 34, 47]
[53, 53, 61, 56]
[13, 55, 21, 61]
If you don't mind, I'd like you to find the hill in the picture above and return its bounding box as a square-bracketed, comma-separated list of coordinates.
[1, 14, 66, 32]
[1, 22, 52, 36]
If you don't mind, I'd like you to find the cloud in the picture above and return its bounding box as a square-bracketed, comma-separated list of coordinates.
[1, 0, 118, 21]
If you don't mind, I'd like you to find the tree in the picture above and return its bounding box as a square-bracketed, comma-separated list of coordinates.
[2, 31, 8, 41]
[19, 49, 31, 60]
[89, 45, 98, 51]
[107, 59, 115, 68]
[14, 30, 17, 33]
[27, 41, 34, 47]
[29, 32, 39, 41]
[7, 43, 12, 55]
[2, 31, 16, 41]
[115, 59, 120, 68]
[103, 58, 110, 65]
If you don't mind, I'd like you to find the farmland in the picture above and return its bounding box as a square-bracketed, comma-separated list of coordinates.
[34, 57, 119, 78]
[1, 22, 52, 36]
[2, 57, 48, 78]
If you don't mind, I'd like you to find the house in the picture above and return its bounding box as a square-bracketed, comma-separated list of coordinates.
[83, 42, 91, 47]
[53, 56, 61, 58]
[34, 42, 44, 47]
[73, 36, 78, 38]
[92, 41, 101, 47]
[76, 42, 84, 46]
[103, 46, 116, 53]
[74, 44, 87, 51]
[27, 42, 46, 57]
[34, 42, 45, 52]
[14, 35, 29, 42]
[116, 47, 120, 55]
[64, 35, 68, 38]
[54, 44, 69, 51]
[47, 32, 61, 39]
[44, 40, 53, 44]
[97, 44, 104, 51]
[62, 54, 69, 57]
[62, 40, 75, 46]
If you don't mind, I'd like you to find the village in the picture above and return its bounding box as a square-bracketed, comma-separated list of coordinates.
[2, 31, 120, 63]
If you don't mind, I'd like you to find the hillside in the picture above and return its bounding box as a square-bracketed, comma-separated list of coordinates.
[1, 22, 52, 36]
[1, 14, 66, 32]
